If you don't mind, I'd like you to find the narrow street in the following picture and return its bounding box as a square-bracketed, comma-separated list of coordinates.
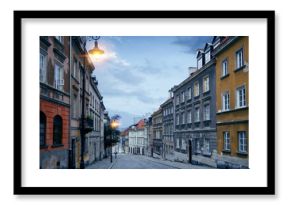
[87, 153, 211, 169]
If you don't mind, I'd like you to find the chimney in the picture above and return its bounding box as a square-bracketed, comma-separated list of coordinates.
[188, 67, 197, 76]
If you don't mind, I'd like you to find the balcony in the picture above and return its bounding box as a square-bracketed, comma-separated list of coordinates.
[84, 117, 94, 133]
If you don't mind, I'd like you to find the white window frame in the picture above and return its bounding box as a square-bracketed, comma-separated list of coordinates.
[54, 63, 64, 91]
[205, 51, 211, 63]
[203, 76, 210, 93]
[194, 81, 199, 97]
[222, 91, 230, 111]
[181, 91, 185, 103]
[238, 131, 247, 153]
[223, 131, 230, 151]
[222, 59, 228, 76]
[236, 48, 244, 69]
[55, 36, 64, 44]
[203, 104, 210, 121]
[236, 85, 246, 108]
[188, 87, 192, 100]
[40, 52, 47, 83]
[197, 57, 203, 69]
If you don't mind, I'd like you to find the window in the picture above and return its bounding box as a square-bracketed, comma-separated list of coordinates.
[176, 114, 179, 125]
[176, 95, 179, 105]
[72, 94, 78, 118]
[194, 107, 200, 122]
[176, 138, 180, 148]
[181, 113, 185, 124]
[236, 85, 246, 108]
[238, 131, 247, 153]
[187, 111, 192, 123]
[236, 48, 244, 69]
[222, 91, 230, 111]
[40, 112, 46, 146]
[53, 115, 62, 145]
[194, 82, 199, 97]
[181, 91, 185, 103]
[181, 139, 186, 150]
[73, 59, 78, 80]
[205, 51, 211, 63]
[203, 76, 209, 93]
[197, 58, 203, 69]
[222, 59, 228, 76]
[203, 104, 210, 121]
[55, 36, 64, 44]
[40, 53, 47, 83]
[54, 64, 64, 91]
[196, 140, 200, 152]
[203, 139, 210, 153]
[223, 132, 230, 150]
[188, 87, 192, 100]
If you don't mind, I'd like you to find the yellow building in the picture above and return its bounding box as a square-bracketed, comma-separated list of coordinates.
[214, 36, 249, 168]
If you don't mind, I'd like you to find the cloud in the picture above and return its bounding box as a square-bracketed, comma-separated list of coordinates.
[172, 36, 212, 54]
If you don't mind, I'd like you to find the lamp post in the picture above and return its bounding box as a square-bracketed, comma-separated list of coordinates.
[110, 119, 119, 163]
[80, 36, 104, 169]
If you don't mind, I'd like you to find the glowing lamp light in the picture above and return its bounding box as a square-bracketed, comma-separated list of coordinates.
[89, 40, 105, 56]
[110, 120, 119, 129]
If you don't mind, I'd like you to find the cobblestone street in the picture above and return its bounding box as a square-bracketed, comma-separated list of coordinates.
[86, 153, 211, 169]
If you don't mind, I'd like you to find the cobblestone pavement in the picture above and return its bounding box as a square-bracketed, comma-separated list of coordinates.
[86, 153, 212, 169]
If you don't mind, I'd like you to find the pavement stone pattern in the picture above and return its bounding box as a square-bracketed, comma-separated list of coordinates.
[86, 153, 212, 169]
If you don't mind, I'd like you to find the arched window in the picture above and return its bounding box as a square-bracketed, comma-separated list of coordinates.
[53, 115, 62, 145]
[40, 112, 46, 146]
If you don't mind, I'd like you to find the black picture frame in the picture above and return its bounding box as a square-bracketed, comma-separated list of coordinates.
[14, 10, 275, 195]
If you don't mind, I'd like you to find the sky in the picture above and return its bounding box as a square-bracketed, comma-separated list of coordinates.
[87, 36, 212, 128]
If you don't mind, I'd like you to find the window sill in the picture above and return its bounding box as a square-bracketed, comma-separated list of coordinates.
[203, 90, 210, 95]
[234, 64, 246, 72]
[237, 151, 248, 156]
[40, 145, 48, 149]
[222, 149, 231, 154]
[51, 144, 64, 148]
[220, 73, 230, 80]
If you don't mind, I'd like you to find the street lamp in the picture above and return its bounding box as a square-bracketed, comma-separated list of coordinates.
[80, 36, 104, 169]
[110, 119, 119, 163]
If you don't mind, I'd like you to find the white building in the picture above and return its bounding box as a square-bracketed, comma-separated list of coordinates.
[128, 119, 148, 155]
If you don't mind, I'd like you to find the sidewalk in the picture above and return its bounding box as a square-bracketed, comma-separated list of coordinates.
[141, 155, 213, 169]
[86, 155, 120, 169]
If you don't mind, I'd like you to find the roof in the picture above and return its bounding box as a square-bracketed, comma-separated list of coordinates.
[136, 119, 145, 129]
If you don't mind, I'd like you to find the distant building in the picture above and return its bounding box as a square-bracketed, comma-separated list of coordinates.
[128, 119, 148, 155]
[151, 108, 163, 156]
[160, 92, 174, 159]
[145, 116, 153, 156]
[40, 36, 70, 169]
[214, 36, 249, 168]
[120, 128, 130, 154]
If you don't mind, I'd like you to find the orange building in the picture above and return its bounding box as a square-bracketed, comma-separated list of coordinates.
[214, 36, 249, 168]
[40, 36, 70, 168]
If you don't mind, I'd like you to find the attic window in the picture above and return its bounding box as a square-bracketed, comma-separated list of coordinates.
[205, 51, 211, 64]
[197, 58, 203, 69]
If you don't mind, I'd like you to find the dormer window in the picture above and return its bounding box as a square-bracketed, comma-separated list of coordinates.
[205, 51, 211, 64]
[197, 58, 203, 69]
